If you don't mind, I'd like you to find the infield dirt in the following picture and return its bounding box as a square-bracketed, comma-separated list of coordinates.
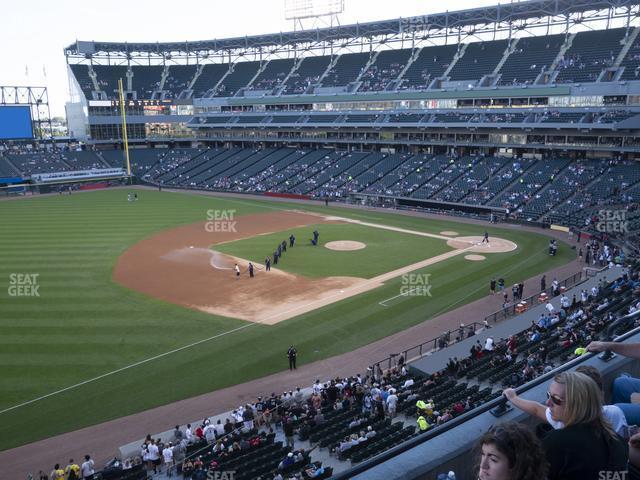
[114, 210, 516, 324]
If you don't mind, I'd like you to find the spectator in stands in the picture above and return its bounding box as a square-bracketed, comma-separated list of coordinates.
[436, 409, 453, 425]
[484, 337, 495, 353]
[365, 425, 376, 439]
[162, 442, 174, 476]
[386, 388, 399, 418]
[588, 340, 640, 425]
[173, 425, 183, 443]
[475, 422, 548, 480]
[541, 371, 628, 479]
[503, 365, 627, 437]
[278, 452, 295, 470]
[283, 418, 295, 448]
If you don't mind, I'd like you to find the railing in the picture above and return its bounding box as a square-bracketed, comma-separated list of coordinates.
[482, 270, 585, 324]
[372, 269, 588, 372]
[372, 321, 484, 372]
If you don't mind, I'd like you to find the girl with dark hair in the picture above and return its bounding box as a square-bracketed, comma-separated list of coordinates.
[476, 422, 548, 480]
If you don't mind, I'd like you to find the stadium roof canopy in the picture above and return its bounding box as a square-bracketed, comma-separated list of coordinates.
[66, 0, 639, 58]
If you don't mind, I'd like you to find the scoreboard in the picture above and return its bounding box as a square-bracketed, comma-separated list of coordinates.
[0, 106, 33, 140]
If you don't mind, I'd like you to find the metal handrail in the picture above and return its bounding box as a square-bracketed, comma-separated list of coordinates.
[482, 271, 585, 325]
[372, 269, 587, 372]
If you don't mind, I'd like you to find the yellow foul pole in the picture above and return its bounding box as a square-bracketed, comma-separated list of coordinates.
[117, 78, 132, 180]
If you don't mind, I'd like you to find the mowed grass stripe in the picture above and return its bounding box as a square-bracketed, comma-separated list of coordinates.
[0, 189, 573, 450]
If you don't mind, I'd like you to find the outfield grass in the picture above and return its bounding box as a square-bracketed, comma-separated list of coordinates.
[0, 189, 574, 450]
[215, 223, 451, 278]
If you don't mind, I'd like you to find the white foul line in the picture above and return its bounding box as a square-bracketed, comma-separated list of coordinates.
[0, 323, 255, 415]
[378, 244, 478, 307]
[379, 286, 423, 306]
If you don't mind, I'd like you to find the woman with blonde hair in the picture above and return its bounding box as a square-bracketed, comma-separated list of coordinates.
[542, 371, 628, 480]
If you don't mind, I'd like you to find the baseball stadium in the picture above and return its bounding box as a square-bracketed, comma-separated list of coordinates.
[1, 1, 640, 479]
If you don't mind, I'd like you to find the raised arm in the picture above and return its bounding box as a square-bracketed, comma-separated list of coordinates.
[587, 341, 640, 360]
[503, 388, 547, 422]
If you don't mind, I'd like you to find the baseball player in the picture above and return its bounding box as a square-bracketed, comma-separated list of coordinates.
[265, 257, 271, 271]
[248, 262, 254, 278]
[482, 231, 489, 243]
[289, 234, 295, 248]
[235, 264, 240, 279]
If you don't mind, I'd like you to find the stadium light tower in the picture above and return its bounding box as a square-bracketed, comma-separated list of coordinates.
[284, 0, 344, 31]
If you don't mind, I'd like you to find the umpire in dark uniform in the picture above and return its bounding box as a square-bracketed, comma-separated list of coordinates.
[289, 234, 295, 248]
[265, 257, 271, 271]
[287, 345, 297, 370]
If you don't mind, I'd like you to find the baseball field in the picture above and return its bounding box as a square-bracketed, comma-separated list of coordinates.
[0, 188, 574, 451]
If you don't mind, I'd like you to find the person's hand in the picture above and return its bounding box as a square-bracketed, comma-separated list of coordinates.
[503, 388, 517, 401]
[586, 341, 607, 353]
[629, 430, 640, 448]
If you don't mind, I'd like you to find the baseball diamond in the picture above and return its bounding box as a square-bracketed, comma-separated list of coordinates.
[2, 0, 640, 478]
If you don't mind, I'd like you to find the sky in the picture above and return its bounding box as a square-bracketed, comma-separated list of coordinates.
[1, 0, 507, 117]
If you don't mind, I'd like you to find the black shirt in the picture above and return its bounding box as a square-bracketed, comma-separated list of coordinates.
[542, 423, 628, 480]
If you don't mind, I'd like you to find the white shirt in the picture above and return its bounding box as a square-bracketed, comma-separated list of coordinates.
[81, 459, 94, 478]
[545, 405, 627, 436]
[147, 443, 160, 461]
[203, 424, 216, 441]
[402, 379, 414, 389]
[162, 447, 174, 463]
[484, 338, 494, 351]
[546, 302, 555, 313]
[386, 394, 398, 409]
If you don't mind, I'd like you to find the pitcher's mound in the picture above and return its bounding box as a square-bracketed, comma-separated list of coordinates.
[447, 236, 517, 253]
[325, 240, 367, 251]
